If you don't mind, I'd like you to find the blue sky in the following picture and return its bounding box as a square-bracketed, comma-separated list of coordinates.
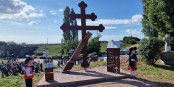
[0, 0, 144, 44]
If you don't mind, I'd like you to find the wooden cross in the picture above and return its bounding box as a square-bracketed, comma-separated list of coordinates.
[60, 1, 105, 70]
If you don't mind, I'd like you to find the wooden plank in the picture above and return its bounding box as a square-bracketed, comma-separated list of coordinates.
[63, 32, 92, 72]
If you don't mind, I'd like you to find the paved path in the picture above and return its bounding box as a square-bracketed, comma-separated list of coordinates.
[37, 66, 158, 87]
[79, 78, 158, 87]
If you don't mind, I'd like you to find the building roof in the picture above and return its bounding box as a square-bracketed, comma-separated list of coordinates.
[107, 41, 121, 48]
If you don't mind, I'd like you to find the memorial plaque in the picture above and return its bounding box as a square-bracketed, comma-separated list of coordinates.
[45, 63, 54, 81]
[107, 41, 121, 73]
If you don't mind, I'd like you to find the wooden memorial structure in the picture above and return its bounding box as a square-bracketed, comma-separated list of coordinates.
[45, 63, 54, 81]
[107, 41, 121, 73]
[60, 1, 105, 72]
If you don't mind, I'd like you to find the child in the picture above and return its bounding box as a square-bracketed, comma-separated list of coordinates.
[125, 47, 138, 79]
[24, 58, 37, 87]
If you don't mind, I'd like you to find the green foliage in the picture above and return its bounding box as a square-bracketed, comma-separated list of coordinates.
[61, 7, 79, 54]
[87, 37, 101, 54]
[141, 0, 174, 38]
[138, 37, 165, 64]
[123, 36, 140, 44]
[128, 39, 137, 44]
[141, 14, 159, 37]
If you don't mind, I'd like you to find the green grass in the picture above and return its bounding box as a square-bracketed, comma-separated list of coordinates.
[0, 74, 25, 87]
[0, 64, 60, 87]
[138, 64, 174, 87]
[0, 59, 8, 63]
[121, 57, 174, 87]
[35, 45, 62, 56]
[100, 43, 107, 52]
[0, 73, 43, 87]
[120, 42, 131, 50]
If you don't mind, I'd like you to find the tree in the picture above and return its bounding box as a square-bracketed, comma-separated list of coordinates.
[61, 7, 79, 54]
[142, 14, 158, 37]
[87, 36, 101, 54]
[62, 6, 71, 43]
[141, 0, 174, 50]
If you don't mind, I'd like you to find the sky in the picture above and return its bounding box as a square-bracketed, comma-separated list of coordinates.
[0, 0, 144, 44]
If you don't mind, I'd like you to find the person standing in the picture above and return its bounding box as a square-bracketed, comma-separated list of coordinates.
[125, 48, 138, 79]
[16, 57, 19, 62]
[24, 58, 37, 87]
[40, 63, 43, 71]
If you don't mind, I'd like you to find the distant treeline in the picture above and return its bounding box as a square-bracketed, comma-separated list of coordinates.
[123, 36, 140, 44]
[0, 41, 37, 58]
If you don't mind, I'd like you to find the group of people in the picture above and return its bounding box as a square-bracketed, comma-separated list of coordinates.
[57, 57, 83, 67]
[0, 59, 43, 78]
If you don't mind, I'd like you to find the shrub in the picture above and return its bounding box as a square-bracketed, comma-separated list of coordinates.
[87, 37, 101, 54]
[138, 37, 165, 64]
[123, 36, 140, 44]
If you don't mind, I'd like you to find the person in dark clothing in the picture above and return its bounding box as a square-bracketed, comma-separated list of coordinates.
[35, 64, 39, 73]
[134, 47, 138, 55]
[40, 63, 43, 71]
[125, 47, 138, 79]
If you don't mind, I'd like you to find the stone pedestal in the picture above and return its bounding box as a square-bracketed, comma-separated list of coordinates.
[160, 52, 174, 65]
[165, 46, 171, 52]
[164, 34, 171, 52]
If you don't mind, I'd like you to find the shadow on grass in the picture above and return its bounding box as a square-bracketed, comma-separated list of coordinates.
[136, 78, 174, 87]
[155, 82, 174, 87]
[153, 64, 174, 71]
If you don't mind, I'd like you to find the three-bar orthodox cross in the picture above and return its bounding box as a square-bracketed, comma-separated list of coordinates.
[60, 1, 105, 71]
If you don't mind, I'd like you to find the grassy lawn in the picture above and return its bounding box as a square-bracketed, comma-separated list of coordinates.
[0, 73, 42, 87]
[35, 45, 62, 56]
[120, 57, 174, 87]
[0, 59, 8, 63]
[120, 42, 131, 50]
[0, 64, 60, 87]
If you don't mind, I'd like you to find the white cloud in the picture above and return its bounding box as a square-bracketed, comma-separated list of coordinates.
[0, 0, 44, 20]
[28, 21, 37, 25]
[125, 29, 142, 35]
[49, 10, 58, 15]
[100, 35, 125, 41]
[53, 20, 57, 23]
[105, 26, 117, 29]
[77, 14, 143, 26]
[58, 9, 63, 12]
